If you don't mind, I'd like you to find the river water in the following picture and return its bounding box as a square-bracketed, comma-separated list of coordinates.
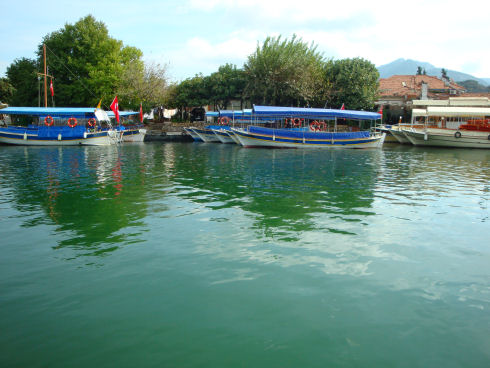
[0, 143, 489, 367]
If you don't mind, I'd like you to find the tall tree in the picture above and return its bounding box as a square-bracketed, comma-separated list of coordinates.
[323, 58, 379, 110]
[37, 15, 143, 107]
[6, 58, 39, 106]
[243, 35, 325, 106]
[118, 61, 169, 112]
[206, 64, 246, 110]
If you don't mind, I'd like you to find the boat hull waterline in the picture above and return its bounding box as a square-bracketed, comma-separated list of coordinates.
[231, 127, 385, 149]
[0, 128, 116, 146]
[403, 128, 490, 149]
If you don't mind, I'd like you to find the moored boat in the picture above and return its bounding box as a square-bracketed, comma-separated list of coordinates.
[232, 105, 384, 149]
[0, 107, 118, 146]
[403, 106, 490, 149]
[184, 127, 203, 142]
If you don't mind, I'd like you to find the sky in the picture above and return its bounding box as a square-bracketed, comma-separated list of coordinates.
[2, 0, 490, 82]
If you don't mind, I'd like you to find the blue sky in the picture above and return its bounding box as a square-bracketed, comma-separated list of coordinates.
[2, 0, 490, 82]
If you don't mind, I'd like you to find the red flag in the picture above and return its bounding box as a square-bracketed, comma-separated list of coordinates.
[340, 103, 345, 110]
[110, 96, 120, 123]
[139, 103, 143, 123]
[50, 79, 54, 97]
[378, 105, 383, 115]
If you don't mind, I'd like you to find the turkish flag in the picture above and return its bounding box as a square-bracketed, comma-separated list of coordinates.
[50, 79, 54, 97]
[340, 103, 345, 110]
[139, 103, 143, 123]
[110, 96, 120, 123]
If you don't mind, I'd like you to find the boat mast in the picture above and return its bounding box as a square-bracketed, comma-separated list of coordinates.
[44, 44, 47, 108]
[37, 44, 52, 108]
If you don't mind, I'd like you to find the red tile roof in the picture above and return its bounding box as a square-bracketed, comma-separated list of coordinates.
[379, 75, 465, 98]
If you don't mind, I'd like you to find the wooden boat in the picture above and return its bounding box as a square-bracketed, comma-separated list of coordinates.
[403, 106, 490, 149]
[0, 107, 118, 146]
[231, 105, 384, 149]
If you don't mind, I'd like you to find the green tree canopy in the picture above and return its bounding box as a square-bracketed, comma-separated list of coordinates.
[323, 58, 379, 110]
[118, 61, 169, 112]
[6, 58, 38, 106]
[243, 35, 325, 106]
[206, 64, 246, 110]
[38, 15, 143, 108]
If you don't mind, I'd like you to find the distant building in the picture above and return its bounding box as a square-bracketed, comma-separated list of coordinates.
[376, 75, 466, 124]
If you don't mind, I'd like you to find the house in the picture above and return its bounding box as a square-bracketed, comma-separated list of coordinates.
[376, 75, 466, 124]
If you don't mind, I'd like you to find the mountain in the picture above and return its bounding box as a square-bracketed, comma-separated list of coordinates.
[377, 58, 489, 86]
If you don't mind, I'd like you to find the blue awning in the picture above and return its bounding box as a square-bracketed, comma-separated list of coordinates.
[0, 107, 98, 117]
[253, 105, 381, 120]
[1, 106, 139, 119]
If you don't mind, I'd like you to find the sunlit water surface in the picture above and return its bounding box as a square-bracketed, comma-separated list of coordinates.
[0, 143, 489, 367]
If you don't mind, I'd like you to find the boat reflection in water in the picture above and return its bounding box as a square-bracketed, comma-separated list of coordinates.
[4, 145, 151, 258]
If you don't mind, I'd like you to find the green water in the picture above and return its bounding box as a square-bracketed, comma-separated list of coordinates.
[0, 143, 489, 367]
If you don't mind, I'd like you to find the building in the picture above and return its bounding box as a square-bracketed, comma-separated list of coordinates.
[376, 75, 466, 124]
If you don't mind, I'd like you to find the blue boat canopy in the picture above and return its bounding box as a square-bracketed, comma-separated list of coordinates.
[0, 107, 99, 117]
[1, 106, 139, 119]
[253, 105, 381, 120]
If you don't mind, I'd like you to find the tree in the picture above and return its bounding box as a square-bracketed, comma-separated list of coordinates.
[37, 15, 143, 107]
[323, 58, 379, 110]
[416, 66, 423, 75]
[206, 64, 246, 110]
[243, 35, 325, 106]
[118, 61, 169, 112]
[441, 68, 448, 81]
[6, 58, 39, 106]
[165, 75, 208, 120]
[0, 78, 16, 104]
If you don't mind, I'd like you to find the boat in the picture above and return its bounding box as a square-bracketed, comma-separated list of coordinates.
[403, 106, 490, 149]
[183, 127, 203, 142]
[389, 124, 413, 144]
[211, 126, 235, 143]
[189, 126, 221, 142]
[0, 107, 118, 146]
[231, 105, 385, 149]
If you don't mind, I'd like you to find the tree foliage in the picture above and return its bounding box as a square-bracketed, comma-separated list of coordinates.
[0, 78, 15, 104]
[37, 15, 143, 108]
[244, 35, 325, 106]
[118, 61, 169, 112]
[6, 58, 38, 106]
[206, 64, 246, 110]
[323, 58, 379, 110]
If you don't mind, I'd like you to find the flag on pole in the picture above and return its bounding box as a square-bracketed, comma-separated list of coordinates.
[340, 103, 345, 110]
[139, 103, 143, 123]
[110, 96, 120, 123]
[378, 106, 383, 121]
[50, 79, 54, 97]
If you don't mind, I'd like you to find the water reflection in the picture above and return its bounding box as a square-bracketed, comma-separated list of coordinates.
[0, 143, 488, 275]
[0, 145, 154, 257]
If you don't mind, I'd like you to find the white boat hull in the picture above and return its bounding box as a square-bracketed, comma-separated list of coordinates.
[403, 128, 490, 149]
[232, 127, 385, 149]
[0, 128, 116, 146]
[212, 129, 235, 143]
[191, 128, 220, 142]
[122, 128, 146, 142]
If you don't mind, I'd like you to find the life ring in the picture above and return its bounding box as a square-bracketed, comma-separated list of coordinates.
[220, 116, 230, 125]
[44, 115, 54, 126]
[87, 118, 96, 127]
[67, 117, 77, 128]
[319, 121, 326, 131]
[454, 131, 461, 139]
[292, 118, 301, 127]
[310, 121, 321, 131]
